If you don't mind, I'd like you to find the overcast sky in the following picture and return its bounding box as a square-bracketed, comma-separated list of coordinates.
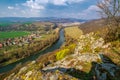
[0, 0, 101, 20]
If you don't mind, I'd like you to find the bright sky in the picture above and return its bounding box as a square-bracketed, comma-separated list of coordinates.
[0, 0, 101, 20]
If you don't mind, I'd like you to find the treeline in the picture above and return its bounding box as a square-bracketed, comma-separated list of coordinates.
[0, 32, 59, 66]
[0, 22, 57, 31]
[0, 23, 34, 31]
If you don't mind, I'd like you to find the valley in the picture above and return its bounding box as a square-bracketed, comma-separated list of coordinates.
[1, 0, 120, 80]
[0, 21, 120, 80]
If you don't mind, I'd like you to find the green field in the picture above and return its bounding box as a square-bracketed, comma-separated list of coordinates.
[0, 31, 30, 40]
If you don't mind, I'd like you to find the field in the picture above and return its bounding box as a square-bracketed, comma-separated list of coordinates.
[65, 26, 83, 40]
[0, 31, 30, 39]
[0, 22, 13, 27]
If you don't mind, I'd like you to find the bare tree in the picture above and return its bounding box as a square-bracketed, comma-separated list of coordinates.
[97, 0, 120, 27]
[97, 0, 120, 42]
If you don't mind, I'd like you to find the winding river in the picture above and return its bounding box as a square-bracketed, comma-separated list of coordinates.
[0, 29, 65, 74]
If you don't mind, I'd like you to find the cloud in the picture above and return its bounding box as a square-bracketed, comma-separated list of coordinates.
[23, 0, 85, 6]
[67, 0, 84, 4]
[3, 0, 100, 19]
[49, 0, 67, 5]
[77, 5, 101, 19]
[8, 5, 20, 10]
[48, 0, 84, 5]
[17, 0, 85, 17]
[8, 6, 14, 9]
[83, 5, 100, 12]
[22, 0, 44, 10]
[6, 1, 44, 17]
[58, 5, 100, 20]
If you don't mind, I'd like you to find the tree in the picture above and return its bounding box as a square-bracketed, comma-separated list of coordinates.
[97, 0, 120, 42]
[97, 0, 120, 27]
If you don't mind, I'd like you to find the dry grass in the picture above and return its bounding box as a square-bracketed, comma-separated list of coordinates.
[64, 26, 83, 40]
[33, 22, 54, 27]
[103, 41, 120, 66]
[79, 19, 107, 34]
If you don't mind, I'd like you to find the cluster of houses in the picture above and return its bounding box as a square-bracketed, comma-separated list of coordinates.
[0, 32, 42, 48]
[59, 22, 81, 27]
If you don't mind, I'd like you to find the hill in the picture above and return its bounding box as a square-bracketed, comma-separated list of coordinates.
[0, 17, 86, 23]
[79, 19, 107, 34]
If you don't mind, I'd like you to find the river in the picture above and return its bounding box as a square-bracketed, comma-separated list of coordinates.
[0, 29, 65, 74]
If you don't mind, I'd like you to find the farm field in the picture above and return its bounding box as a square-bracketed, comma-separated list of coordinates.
[0, 31, 30, 40]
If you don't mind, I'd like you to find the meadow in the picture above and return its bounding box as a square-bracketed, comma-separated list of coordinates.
[0, 31, 30, 40]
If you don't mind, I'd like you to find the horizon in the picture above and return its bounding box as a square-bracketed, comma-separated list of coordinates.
[0, 16, 89, 23]
[0, 16, 88, 19]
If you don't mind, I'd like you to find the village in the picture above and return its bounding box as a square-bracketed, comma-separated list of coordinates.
[0, 31, 48, 48]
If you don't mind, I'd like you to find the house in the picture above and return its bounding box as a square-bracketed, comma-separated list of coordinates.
[0, 43, 3, 48]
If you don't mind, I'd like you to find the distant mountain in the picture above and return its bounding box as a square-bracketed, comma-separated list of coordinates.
[0, 17, 86, 23]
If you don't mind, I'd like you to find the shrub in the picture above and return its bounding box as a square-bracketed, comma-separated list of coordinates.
[56, 49, 70, 60]
[105, 27, 120, 42]
[56, 44, 76, 60]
